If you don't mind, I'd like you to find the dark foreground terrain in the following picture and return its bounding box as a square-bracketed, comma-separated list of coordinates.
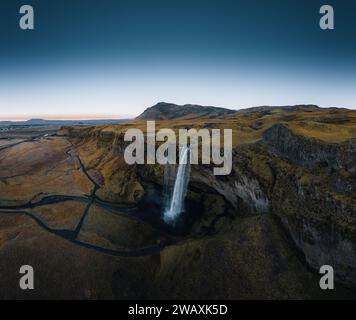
[0, 103, 355, 299]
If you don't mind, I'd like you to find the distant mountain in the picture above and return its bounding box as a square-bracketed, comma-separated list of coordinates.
[136, 102, 346, 121]
[236, 104, 323, 114]
[136, 102, 236, 120]
[0, 121, 13, 126]
[0, 118, 128, 127]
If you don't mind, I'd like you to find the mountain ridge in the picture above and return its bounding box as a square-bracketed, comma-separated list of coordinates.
[136, 102, 349, 120]
[136, 102, 236, 120]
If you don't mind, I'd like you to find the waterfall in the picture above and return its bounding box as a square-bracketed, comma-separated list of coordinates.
[163, 145, 191, 225]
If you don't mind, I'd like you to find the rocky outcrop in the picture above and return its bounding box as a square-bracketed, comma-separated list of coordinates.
[263, 124, 356, 172]
[190, 165, 269, 214]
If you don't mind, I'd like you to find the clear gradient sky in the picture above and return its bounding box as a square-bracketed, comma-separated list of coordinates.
[0, 0, 355, 120]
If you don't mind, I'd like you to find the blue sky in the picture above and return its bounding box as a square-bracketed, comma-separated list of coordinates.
[0, 0, 355, 119]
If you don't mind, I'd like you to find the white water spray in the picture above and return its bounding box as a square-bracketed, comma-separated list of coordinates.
[163, 145, 191, 225]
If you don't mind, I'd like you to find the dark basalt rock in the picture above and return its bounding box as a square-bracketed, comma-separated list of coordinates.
[261, 124, 356, 288]
[262, 124, 356, 172]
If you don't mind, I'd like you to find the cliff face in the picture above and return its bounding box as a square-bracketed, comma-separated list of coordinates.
[186, 124, 356, 288]
[263, 124, 356, 173]
[261, 124, 356, 287]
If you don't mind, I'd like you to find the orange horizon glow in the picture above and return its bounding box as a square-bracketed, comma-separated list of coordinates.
[0, 114, 134, 121]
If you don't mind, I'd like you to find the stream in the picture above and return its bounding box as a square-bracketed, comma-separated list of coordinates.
[0, 137, 177, 258]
